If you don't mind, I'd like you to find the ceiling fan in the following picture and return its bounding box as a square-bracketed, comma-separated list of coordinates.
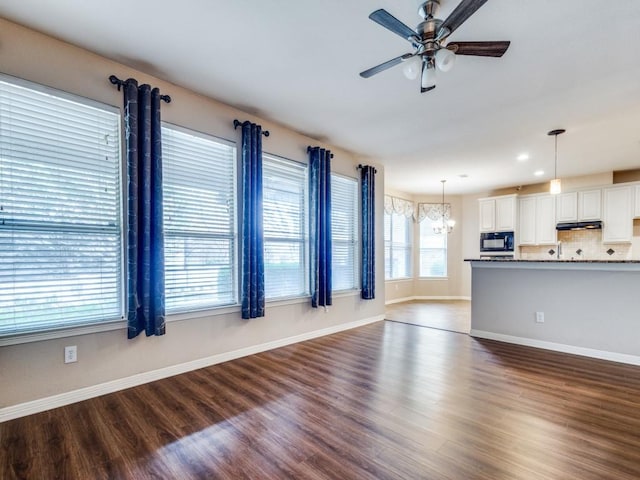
[360, 0, 510, 93]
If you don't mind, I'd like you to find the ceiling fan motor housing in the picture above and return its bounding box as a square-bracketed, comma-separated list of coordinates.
[419, 0, 441, 19]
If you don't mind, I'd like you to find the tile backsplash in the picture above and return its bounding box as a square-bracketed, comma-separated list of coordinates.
[519, 230, 632, 260]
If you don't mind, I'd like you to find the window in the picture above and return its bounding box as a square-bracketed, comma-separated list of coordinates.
[331, 174, 359, 291]
[384, 212, 412, 279]
[419, 219, 447, 277]
[0, 75, 122, 336]
[263, 154, 309, 299]
[162, 126, 237, 311]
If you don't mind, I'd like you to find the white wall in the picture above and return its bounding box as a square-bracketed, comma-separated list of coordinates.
[0, 18, 386, 410]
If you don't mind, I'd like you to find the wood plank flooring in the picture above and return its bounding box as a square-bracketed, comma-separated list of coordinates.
[2, 320, 640, 479]
[385, 299, 471, 333]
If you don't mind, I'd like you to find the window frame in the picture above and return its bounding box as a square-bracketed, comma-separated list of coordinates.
[384, 211, 413, 280]
[0, 73, 126, 342]
[419, 218, 448, 278]
[262, 153, 310, 301]
[330, 172, 360, 292]
[161, 122, 239, 313]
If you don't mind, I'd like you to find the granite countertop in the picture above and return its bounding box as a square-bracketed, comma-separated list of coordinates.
[465, 258, 640, 263]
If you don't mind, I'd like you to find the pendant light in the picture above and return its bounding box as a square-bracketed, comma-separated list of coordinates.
[548, 128, 566, 195]
[433, 180, 455, 234]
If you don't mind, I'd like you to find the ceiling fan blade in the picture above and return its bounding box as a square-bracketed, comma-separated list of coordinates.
[447, 41, 510, 57]
[369, 9, 418, 41]
[421, 85, 436, 93]
[360, 53, 414, 78]
[438, 0, 489, 38]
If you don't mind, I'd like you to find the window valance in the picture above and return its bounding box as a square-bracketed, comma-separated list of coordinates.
[417, 202, 451, 223]
[384, 195, 414, 218]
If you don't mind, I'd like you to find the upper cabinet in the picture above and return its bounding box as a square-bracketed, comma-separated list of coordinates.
[634, 185, 640, 218]
[478, 198, 496, 232]
[603, 186, 632, 243]
[556, 192, 578, 223]
[518, 194, 557, 245]
[479, 195, 517, 232]
[578, 189, 602, 221]
[556, 189, 601, 223]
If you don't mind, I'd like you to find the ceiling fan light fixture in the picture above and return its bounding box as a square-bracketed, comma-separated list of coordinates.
[402, 57, 420, 80]
[421, 60, 436, 89]
[435, 48, 455, 72]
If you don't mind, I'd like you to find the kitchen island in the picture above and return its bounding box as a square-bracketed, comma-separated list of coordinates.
[466, 258, 640, 365]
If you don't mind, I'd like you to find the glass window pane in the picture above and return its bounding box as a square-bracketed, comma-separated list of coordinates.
[419, 220, 447, 277]
[0, 75, 122, 336]
[162, 125, 237, 311]
[263, 155, 308, 299]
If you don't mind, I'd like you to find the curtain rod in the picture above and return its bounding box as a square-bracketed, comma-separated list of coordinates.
[357, 164, 377, 173]
[233, 119, 270, 137]
[108, 75, 171, 103]
[306, 146, 334, 158]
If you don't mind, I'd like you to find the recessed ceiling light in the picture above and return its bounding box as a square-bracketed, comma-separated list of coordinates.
[534, 170, 544, 176]
[517, 153, 529, 162]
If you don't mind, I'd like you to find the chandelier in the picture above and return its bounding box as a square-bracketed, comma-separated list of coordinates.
[433, 179, 455, 234]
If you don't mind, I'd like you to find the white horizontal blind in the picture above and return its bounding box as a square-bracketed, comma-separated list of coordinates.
[331, 174, 359, 291]
[263, 154, 308, 299]
[420, 220, 447, 277]
[162, 126, 237, 311]
[0, 76, 122, 336]
[384, 212, 412, 279]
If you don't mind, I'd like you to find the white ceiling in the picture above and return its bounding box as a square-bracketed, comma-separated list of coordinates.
[2, 0, 640, 194]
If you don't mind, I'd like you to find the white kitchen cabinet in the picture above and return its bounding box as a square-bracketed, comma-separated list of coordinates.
[556, 192, 578, 223]
[536, 195, 557, 244]
[518, 196, 537, 245]
[518, 194, 556, 245]
[479, 198, 496, 232]
[634, 185, 640, 218]
[556, 189, 601, 223]
[479, 195, 517, 232]
[578, 189, 601, 221]
[495, 196, 517, 231]
[603, 186, 632, 243]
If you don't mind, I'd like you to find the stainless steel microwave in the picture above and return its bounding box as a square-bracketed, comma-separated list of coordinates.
[480, 231, 514, 252]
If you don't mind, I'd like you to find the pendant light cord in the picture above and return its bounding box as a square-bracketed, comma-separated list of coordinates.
[554, 134, 558, 179]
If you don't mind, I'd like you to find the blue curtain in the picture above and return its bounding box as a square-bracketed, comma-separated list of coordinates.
[360, 165, 376, 300]
[240, 121, 265, 319]
[309, 147, 332, 308]
[123, 79, 166, 338]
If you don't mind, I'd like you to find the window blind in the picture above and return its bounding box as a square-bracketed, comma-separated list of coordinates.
[162, 126, 237, 311]
[263, 154, 308, 299]
[420, 220, 447, 277]
[0, 76, 122, 336]
[384, 212, 412, 279]
[331, 174, 359, 291]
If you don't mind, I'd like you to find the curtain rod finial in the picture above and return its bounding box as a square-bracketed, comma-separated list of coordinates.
[109, 75, 124, 91]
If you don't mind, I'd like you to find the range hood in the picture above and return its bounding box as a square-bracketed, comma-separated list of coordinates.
[556, 220, 603, 231]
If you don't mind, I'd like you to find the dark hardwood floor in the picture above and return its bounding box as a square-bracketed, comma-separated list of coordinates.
[386, 299, 471, 333]
[2, 320, 640, 479]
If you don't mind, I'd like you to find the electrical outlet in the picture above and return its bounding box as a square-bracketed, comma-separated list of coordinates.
[64, 345, 77, 364]
[535, 311, 545, 323]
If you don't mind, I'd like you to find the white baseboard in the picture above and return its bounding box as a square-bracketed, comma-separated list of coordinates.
[385, 295, 471, 305]
[0, 315, 384, 423]
[470, 329, 640, 367]
[385, 296, 415, 305]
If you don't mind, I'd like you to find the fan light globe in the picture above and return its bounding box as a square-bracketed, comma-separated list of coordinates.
[435, 48, 456, 72]
[421, 64, 436, 88]
[402, 58, 420, 80]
